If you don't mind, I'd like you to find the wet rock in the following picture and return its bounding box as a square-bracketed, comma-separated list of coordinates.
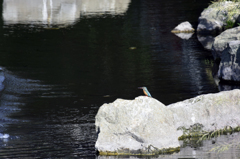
[218, 40, 240, 82]
[197, 1, 240, 35]
[171, 21, 194, 33]
[95, 96, 180, 155]
[197, 35, 215, 50]
[95, 90, 240, 155]
[212, 26, 240, 60]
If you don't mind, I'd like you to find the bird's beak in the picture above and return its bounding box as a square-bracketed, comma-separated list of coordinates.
[138, 87, 143, 89]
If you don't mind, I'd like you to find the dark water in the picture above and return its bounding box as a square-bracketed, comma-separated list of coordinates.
[0, 0, 238, 158]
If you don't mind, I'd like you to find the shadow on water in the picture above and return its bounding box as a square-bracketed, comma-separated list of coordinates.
[0, 0, 239, 158]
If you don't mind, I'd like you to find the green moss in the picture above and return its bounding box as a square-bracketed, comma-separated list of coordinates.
[234, 126, 240, 132]
[208, 1, 240, 29]
[99, 146, 180, 156]
[171, 30, 194, 33]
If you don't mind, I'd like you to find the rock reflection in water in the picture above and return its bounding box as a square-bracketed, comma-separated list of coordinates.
[96, 132, 240, 158]
[3, 0, 130, 27]
[0, 68, 53, 136]
[174, 33, 194, 40]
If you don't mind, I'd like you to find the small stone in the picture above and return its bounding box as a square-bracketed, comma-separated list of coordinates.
[171, 21, 194, 33]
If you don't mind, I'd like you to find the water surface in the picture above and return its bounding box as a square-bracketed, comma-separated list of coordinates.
[0, 0, 238, 158]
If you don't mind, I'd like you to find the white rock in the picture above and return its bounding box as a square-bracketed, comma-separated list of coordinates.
[171, 21, 194, 33]
[95, 96, 180, 155]
[95, 89, 240, 155]
[168, 89, 240, 131]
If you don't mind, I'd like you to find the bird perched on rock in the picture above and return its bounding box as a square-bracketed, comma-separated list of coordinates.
[138, 87, 152, 97]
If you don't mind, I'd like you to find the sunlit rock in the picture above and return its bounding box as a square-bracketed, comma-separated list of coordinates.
[197, 35, 215, 50]
[95, 96, 180, 155]
[174, 33, 193, 40]
[218, 41, 240, 82]
[197, 1, 240, 35]
[212, 26, 240, 60]
[95, 90, 240, 155]
[171, 21, 194, 33]
[168, 89, 240, 132]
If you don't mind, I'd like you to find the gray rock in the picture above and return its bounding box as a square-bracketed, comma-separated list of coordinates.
[197, 35, 215, 50]
[212, 26, 240, 60]
[95, 89, 240, 155]
[95, 96, 180, 155]
[218, 40, 240, 82]
[197, 18, 223, 35]
[171, 21, 194, 33]
[197, 1, 240, 35]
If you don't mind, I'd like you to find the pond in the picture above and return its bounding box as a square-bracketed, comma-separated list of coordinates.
[0, 0, 239, 158]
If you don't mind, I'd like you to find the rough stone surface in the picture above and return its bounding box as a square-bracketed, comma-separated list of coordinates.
[168, 89, 240, 132]
[95, 90, 240, 155]
[212, 26, 240, 60]
[95, 96, 180, 155]
[197, 1, 240, 35]
[197, 35, 215, 50]
[197, 18, 223, 35]
[218, 40, 240, 82]
[171, 21, 194, 33]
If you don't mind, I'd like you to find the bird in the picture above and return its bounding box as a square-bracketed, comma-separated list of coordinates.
[138, 87, 152, 97]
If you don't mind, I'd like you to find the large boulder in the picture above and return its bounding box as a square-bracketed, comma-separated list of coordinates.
[95, 96, 180, 155]
[197, 1, 240, 35]
[212, 26, 240, 60]
[95, 90, 240, 155]
[218, 41, 240, 82]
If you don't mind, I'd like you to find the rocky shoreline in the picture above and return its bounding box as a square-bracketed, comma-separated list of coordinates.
[173, 1, 240, 84]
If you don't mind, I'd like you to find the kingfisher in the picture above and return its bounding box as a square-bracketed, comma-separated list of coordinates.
[138, 87, 152, 97]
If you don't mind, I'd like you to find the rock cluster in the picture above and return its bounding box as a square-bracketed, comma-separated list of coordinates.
[196, 1, 240, 83]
